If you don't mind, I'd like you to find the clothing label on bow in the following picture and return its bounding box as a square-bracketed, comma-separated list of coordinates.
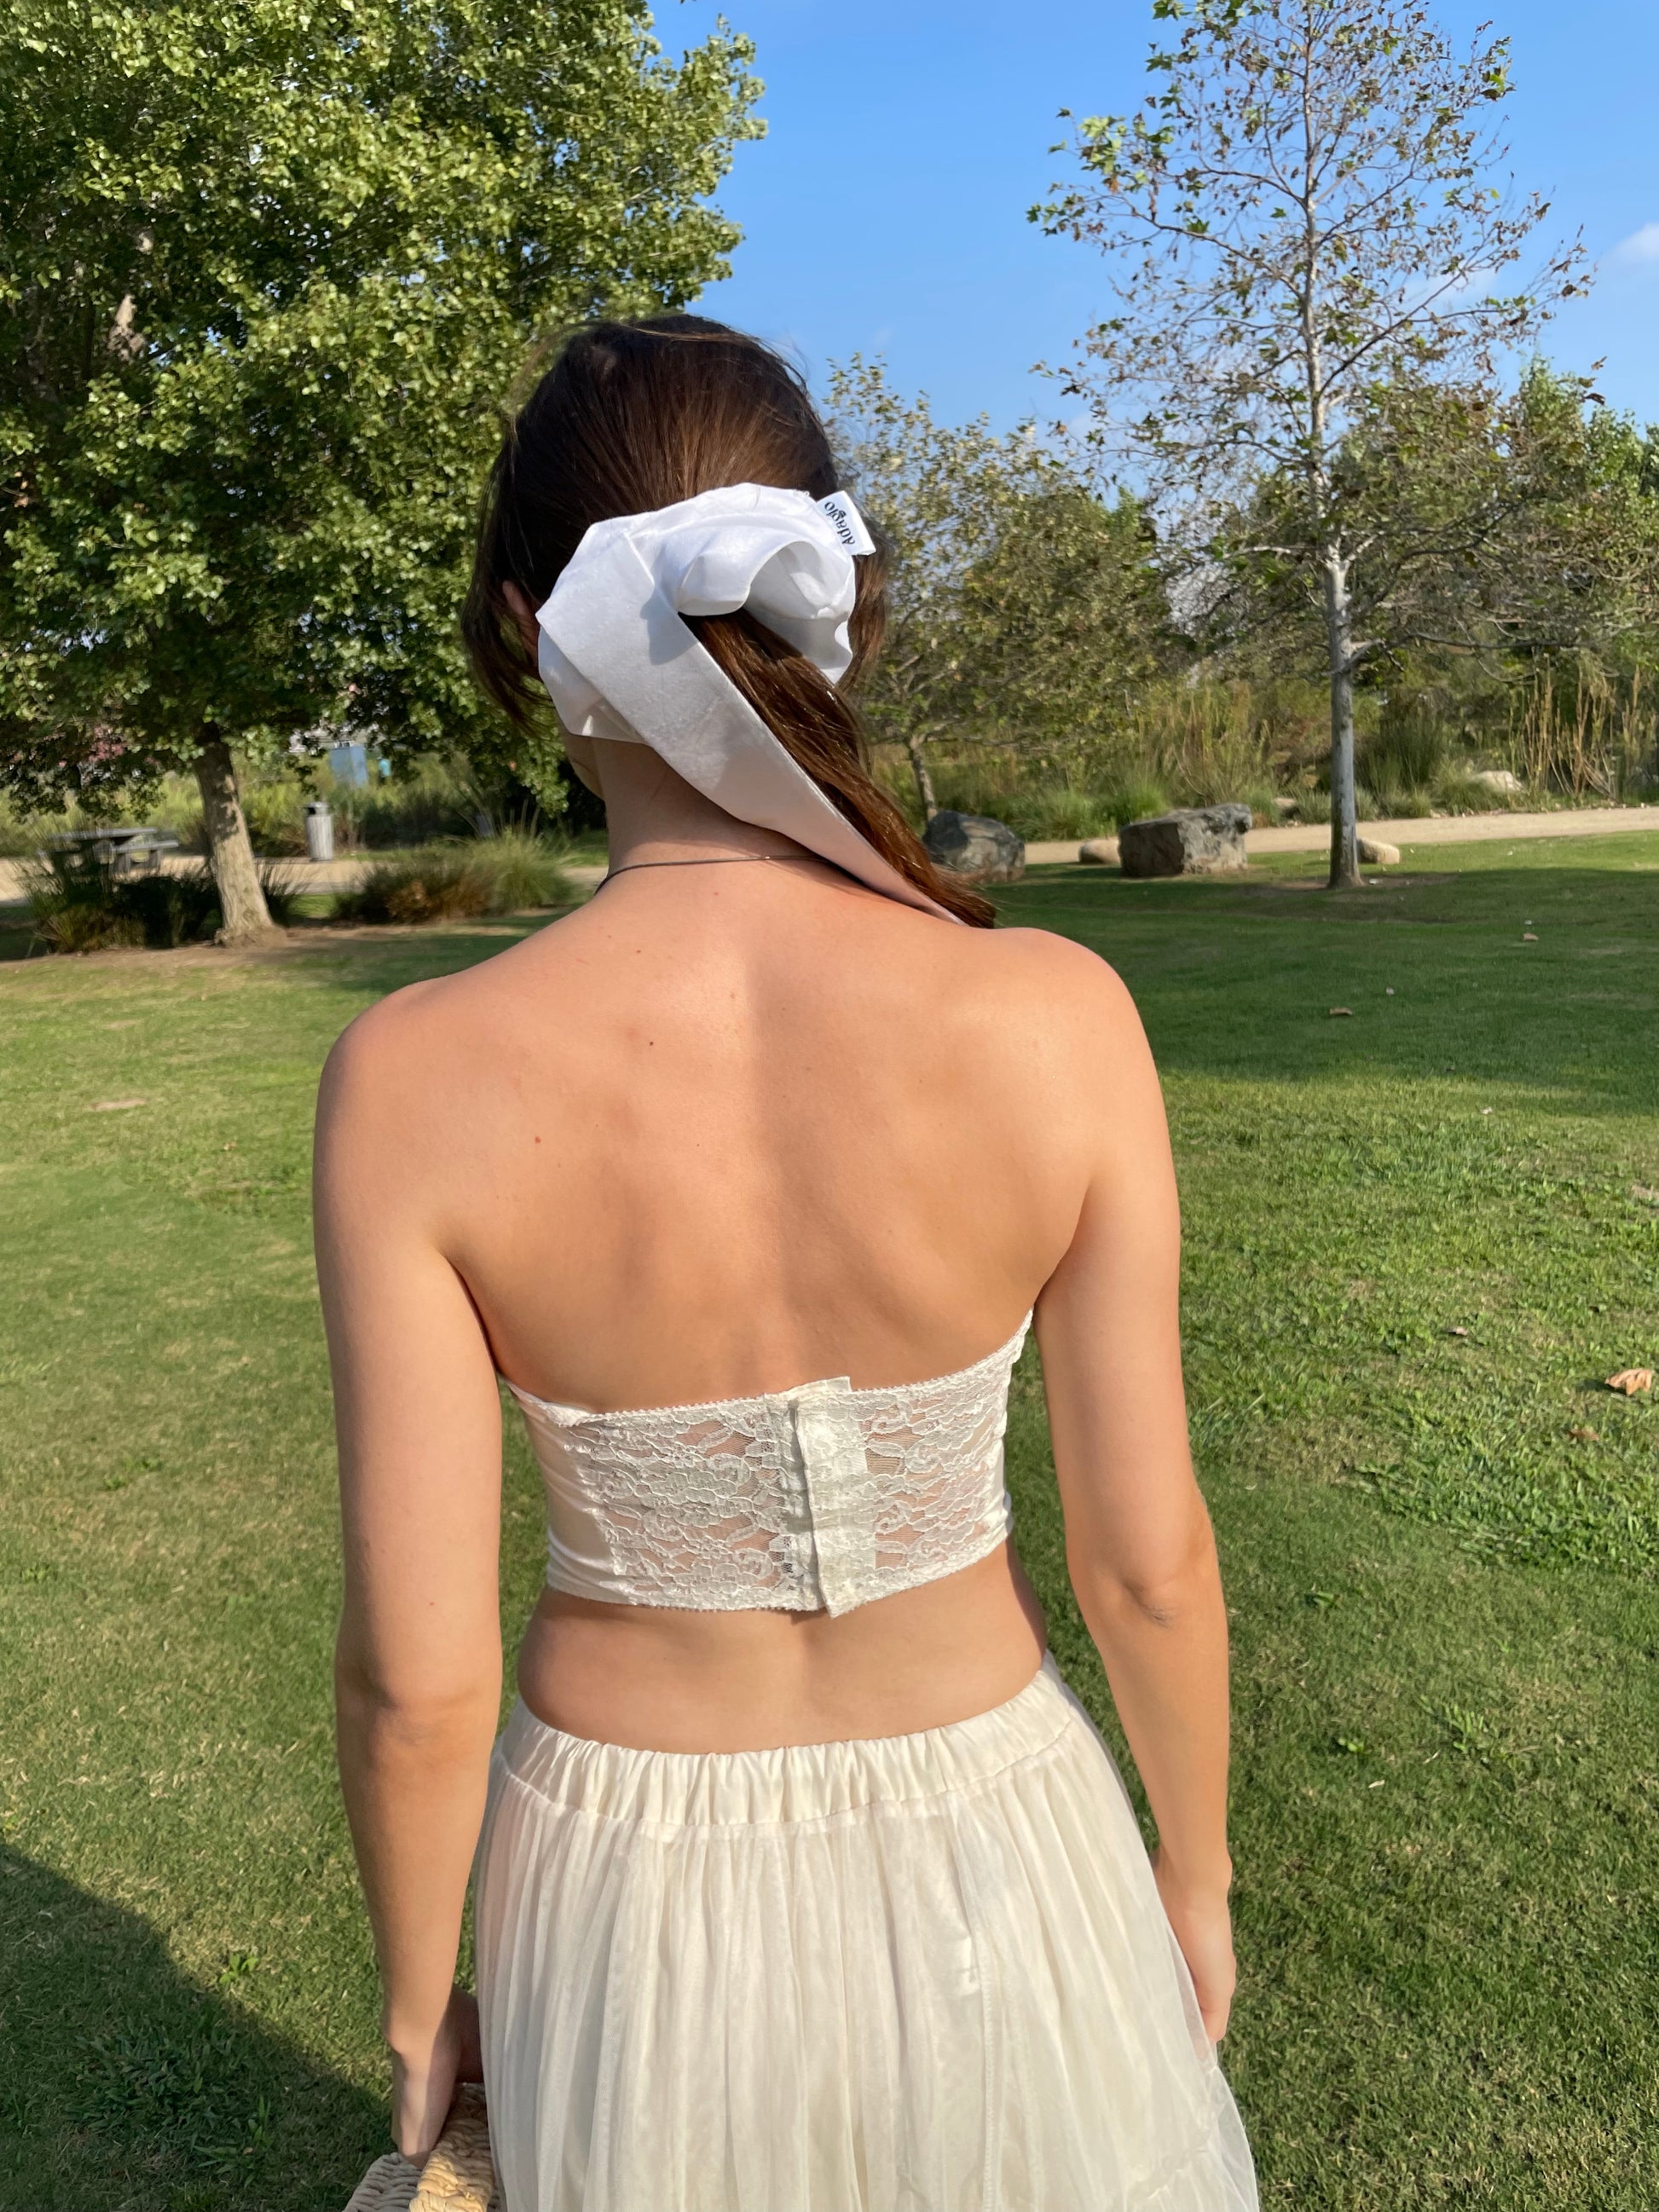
[817, 490, 876, 557]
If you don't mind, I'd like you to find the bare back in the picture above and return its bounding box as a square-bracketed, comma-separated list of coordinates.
[447, 868, 1077, 1405]
[317, 855, 1184, 1751]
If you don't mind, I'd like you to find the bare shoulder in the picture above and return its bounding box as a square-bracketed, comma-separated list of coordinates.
[316, 933, 545, 1164]
[963, 925, 1171, 1196]
[951, 921, 1148, 1057]
[320, 973, 448, 1121]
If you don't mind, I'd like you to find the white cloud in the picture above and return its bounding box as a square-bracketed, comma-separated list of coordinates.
[1610, 222, 1659, 269]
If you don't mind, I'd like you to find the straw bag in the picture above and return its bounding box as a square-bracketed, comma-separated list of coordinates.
[343, 2083, 498, 2211]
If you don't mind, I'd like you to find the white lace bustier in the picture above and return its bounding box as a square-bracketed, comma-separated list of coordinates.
[507, 1320, 1031, 1616]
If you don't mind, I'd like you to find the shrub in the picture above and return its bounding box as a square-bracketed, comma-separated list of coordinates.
[1239, 783, 1282, 828]
[1431, 764, 1507, 813]
[1013, 785, 1117, 840]
[1099, 774, 1172, 829]
[25, 846, 217, 950]
[1090, 673, 1332, 807]
[240, 777, 307, 856]
[333, 835, 573, 925]
[482, 828, 575, 913]
[1356, 779, 1432, 819]
[1361, 696, 1446, 794]
[126, 750, 566, 860]
[22, 846, 303, 950]
[333, 847, 491, 924]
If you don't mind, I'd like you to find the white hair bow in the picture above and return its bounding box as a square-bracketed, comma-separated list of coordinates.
[535, 482, 957, 921]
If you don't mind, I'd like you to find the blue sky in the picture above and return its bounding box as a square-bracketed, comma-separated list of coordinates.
[684, 0, 1659, 433]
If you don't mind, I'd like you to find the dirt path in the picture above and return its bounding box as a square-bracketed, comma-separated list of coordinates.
[1023, 802, 1659, 868]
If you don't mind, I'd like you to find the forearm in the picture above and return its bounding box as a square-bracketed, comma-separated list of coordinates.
[336, 1665, 500, 2052]
[1071, 1535, 1233, 1889]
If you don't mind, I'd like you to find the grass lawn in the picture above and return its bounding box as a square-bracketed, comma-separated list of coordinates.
[2, 835, 1656, 2209]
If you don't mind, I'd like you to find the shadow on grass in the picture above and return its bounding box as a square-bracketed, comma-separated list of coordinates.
[1000, 863, 1659, 1118]
[0, 1847, 383, 2212]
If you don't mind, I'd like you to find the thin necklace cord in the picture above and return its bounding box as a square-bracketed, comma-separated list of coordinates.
[599, 853, 803, 888]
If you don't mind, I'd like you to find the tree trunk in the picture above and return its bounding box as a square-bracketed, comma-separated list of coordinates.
[194, 732, 273, 940]
[1321, 557, 1361, 890]
[905, 731, 939, 823]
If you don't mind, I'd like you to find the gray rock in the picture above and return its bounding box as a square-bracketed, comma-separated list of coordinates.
[1357, 836, 1401, 865]
[922, 810, 1026, 885]
[1472, 767, 1523, 795]
[1078, 835, 1121, 867]
[1118, 804, 1251, 878]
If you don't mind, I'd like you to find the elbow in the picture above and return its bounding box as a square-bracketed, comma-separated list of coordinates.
[334, 1639, 500, 1750]
[1068, 1520, 1220, 1635]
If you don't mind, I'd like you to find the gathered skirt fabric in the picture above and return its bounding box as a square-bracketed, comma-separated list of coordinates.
[474, 1655, 1257, 2212]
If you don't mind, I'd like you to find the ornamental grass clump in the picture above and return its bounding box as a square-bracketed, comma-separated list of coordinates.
[24, 846, 303, 951]
[1101, 775, 1172, 831]
[335, 834, 572, 926]
[1013, 786, 1118, 841]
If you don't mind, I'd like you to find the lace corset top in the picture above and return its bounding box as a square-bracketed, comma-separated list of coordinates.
[507, 1319, 1031, 1617]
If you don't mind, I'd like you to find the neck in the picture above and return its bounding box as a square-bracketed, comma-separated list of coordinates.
[591, 736, 810, 871]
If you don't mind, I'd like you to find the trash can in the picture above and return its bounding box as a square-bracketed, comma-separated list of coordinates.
[303, 800, 335, 863]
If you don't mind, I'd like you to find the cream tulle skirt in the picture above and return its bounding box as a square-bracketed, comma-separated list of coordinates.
[474, 1656, 1257, 2212]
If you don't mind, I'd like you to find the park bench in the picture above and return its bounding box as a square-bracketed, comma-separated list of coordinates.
[43, 826, 182, 877]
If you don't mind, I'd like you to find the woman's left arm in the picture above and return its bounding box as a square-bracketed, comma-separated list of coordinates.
[314, 1010, 505, 2159]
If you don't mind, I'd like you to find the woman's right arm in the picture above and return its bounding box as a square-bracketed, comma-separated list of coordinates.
[1032, 958, 1236, 2041]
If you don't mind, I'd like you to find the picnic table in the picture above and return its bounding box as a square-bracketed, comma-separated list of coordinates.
[44, 826, 182, 877]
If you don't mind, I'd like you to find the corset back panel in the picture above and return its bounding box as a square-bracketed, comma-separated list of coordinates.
[508, 1318, 1031, 1617]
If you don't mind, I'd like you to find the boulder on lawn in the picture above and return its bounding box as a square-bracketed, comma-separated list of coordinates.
[1118, 804, 1251, 879]
[1358, 836, 1401, 865]
[1079, 835, 1121, 867]
[922, 810, 1026, 885]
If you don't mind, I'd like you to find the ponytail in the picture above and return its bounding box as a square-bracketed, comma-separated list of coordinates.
[462, 315, 994, 928]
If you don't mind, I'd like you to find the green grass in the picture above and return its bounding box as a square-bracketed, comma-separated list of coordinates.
[2, 838, 1656, 2208]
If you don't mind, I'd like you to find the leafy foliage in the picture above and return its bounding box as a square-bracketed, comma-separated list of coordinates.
[1215, 365, 1659, 800]
[0, 0, 760, 808]
[825, 359, 1171, 812]
[1043, 0, 1581, 505]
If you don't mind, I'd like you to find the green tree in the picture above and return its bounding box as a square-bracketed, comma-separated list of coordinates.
[1484, 367, 1659, 664]
[0, 0, 758, 935]
[1040, 0, 1584, 885]
[955, 478, 1171, 759]
[825, 359, 1168, 817]
[1205, 366, 1659, 792]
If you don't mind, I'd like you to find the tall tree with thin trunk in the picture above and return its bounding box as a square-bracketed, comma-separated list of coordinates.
[0, 0, 757, 938]
[1039, 0, 1583, 886]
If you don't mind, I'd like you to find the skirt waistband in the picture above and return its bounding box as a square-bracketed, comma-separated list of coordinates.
[494, 1655, 1080, 1830]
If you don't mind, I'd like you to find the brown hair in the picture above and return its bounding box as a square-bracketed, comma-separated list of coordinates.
[462, 315, 994, 927]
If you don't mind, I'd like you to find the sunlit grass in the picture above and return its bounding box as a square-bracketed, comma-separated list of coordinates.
[1, 835, 1656, 2207]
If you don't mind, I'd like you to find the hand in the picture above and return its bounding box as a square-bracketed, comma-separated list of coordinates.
[1153, 1849, 1236, 2042]
[390, 1986, 483, 2163]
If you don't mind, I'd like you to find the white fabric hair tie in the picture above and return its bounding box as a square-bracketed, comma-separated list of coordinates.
[534, 482, 958, 922]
